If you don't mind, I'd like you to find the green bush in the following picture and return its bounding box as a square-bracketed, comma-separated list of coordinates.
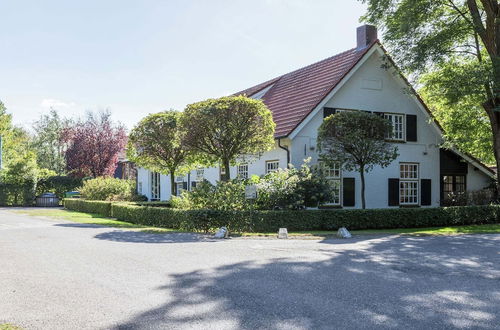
[36, 176, 83, 199]
[172, 180, 247, 210]
[79, 177, 136, 201]
[0, 181, 36, 206]
[64, 199, 500, 233]
[63, 199, 112, 217]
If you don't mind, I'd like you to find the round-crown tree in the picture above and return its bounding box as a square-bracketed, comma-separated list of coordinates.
[317, 111, 399, 209]
[181, 95, 275, 181]
[127, 111, 193, 197]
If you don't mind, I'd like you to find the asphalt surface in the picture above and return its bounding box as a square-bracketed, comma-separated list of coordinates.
[0, 208, 499, 330]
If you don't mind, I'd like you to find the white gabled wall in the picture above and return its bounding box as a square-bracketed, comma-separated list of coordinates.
[289, 50, 490, 208]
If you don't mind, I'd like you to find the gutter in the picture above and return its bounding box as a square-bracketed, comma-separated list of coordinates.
[278, 138, 290, 165]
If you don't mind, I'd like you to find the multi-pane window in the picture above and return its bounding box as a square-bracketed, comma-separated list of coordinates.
[151, 172, 161, 201]
[384, 113, 404, 140]
[400, 163, 419, 205]
[323, 163, 341, 205]
[237, 164, 249, 179]
[196, 168, 204, 181]
[176, 182, 184, 196]
[138, 182, 143, 194]
[266, 160, 280, 174]
[219, 166, 226, 177]
[443, 175, 466, 196]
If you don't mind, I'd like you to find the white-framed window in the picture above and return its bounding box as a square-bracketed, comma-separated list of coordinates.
[175, 175, 184, 182]
[137, 182, 143, 194]
[266, 160, 280, 174]
[237, 163, 249, 179]
[322, 162, 341, 205]
[176, 182, 184, 196]
[384, 113, 404, 141]
[219, 166, 226, 176]
[151, 172, 161, 201]
[196, 168, 204, 181]
[400, 163, 419, 205]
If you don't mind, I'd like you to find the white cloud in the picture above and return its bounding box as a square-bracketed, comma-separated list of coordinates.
[40, 98, 77, 109]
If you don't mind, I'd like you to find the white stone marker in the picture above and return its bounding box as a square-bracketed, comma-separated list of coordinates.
[337, 227, 352, 238]
[278, 228, 288, 239]
[214, 227, 228, 239]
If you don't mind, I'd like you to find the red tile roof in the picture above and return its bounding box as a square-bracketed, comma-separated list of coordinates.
[237, 43, 375, 137]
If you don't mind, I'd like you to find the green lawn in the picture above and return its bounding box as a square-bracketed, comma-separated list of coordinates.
[12, 208, 179, 234]
[0, 324, 22, 330]
[241, 224, 500, 238]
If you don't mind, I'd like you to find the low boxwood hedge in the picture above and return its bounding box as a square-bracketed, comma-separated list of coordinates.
[63, 199, 113, 217]
[63, 199, 500, 233]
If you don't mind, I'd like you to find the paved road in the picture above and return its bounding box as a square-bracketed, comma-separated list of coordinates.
[0, 208, 499, 330]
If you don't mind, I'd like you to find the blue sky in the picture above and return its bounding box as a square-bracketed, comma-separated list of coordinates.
[0, 0, 367, 129]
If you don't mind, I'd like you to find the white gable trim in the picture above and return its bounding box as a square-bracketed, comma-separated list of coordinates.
[288, 45, 378, 140]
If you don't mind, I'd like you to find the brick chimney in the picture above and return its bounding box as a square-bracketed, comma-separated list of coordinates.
[357, 25, 377, 49]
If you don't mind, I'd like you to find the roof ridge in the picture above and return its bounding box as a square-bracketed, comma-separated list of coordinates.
[237, 46, 364, 97]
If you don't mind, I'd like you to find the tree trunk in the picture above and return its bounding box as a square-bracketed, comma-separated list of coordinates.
[360, 166, 366, 209]
[170, 169, 176, 198]
[483, 101, 500, 200]
[222, 159, 231, 181]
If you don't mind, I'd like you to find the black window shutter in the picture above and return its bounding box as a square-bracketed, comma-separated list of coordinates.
[406, 114, 417, 142]
[343, 178, 355, 207]
[182, 182, 188, 190]
[421, 179, 432, 206]
[388, 178, 400, 206]
[191, 181, 197, 189]
[323, 107, 336, 118]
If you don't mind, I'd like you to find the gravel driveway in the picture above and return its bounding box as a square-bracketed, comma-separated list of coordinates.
[0, 208, 499, 329]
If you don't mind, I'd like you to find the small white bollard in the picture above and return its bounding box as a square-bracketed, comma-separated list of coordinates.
[278, 228, 288, 239]
[337, 227, 352, 239]
[214, 227, 228, 239]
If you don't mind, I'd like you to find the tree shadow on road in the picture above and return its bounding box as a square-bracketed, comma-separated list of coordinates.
[94, 230, 217, 244]
[113, 234, 500, 329]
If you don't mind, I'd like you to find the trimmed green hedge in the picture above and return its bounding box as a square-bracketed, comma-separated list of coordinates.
[64, 199, 500, 233]
[0, 182, 36, 206]
[63, 199, 112, 217]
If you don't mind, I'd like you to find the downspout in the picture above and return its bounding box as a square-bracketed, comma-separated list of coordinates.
[278, 138, 290, 165]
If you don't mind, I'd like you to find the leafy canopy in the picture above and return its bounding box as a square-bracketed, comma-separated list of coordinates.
[128, 111, 192, 175]
[31, 109, 72, 175]
[181, 95, 275, 180]
[0, 101, 39, 184]
[317, 111, 399, 172]
[63, 111, 127, 178]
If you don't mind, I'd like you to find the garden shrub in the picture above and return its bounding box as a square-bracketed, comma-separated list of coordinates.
[79, 177, 136, 201]
[0, 181, 36, 206]
[63, 199, 112, 217]
[64, 199, 500, 233]
[171, 161, 333, 211]
[256, 162, 332, 209]
[172, 180, 248, 210]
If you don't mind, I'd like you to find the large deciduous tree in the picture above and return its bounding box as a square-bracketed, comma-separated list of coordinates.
[361, 0, 500, 191]
[128, 111, 192, 197]
[63, 111, 127, 178]
[0, 101, 38, 185]
[317, 111, 398, 209]
[31, 109, 72, 175]
[181, 96, 275, 181]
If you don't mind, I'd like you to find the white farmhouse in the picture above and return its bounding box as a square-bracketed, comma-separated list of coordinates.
[136, 25, 494, 208]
